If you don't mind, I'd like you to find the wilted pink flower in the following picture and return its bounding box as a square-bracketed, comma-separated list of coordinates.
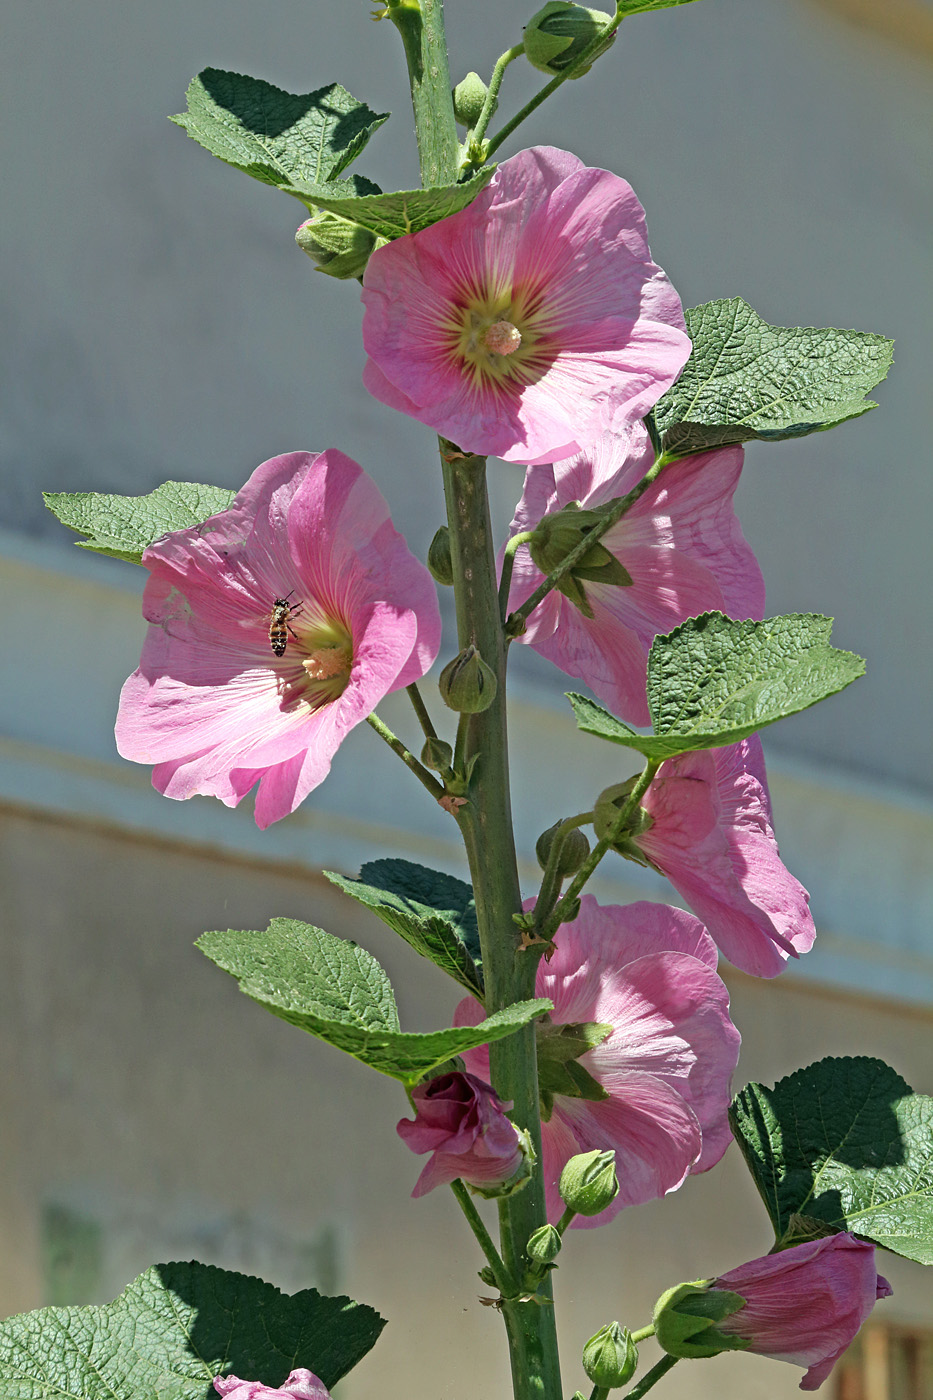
[505, 425, 764, 723]
[714, 1234, 892, 1390]
[361, 147, 690, 464]
[396, 1070, 526, 1197]
[629, 736, 815, 978]
[457, 897, 740, 1226]
[214, 1371, 331, 1400]
[116, 450, 441, 829]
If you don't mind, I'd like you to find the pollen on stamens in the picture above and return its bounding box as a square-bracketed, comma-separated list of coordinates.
[302, 646, 352, 682]
[482, 321, 522, 356]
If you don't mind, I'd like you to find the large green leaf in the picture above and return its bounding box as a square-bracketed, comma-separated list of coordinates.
[326, 858, 483, 997]
[197, 920, 548, 1085]
[44, 482, 236, 564]
[171, 70, 387, 201]
[0, 1261, 385, 1400]
[730, 1058, 933, 1265]
[653, 298, 894, 457]
[569, 612, 864, 761]
[306, 166, 495, 239]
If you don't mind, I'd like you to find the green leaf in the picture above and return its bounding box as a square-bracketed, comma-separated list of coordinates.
[325, 858, 483, 997]
[654, 297, 894, 456]
[569, 612, 865, 761]
[197, 920, 549, 1085]
[171, 70, 388, 202]
[307, 166, 495, 239]
[43, 482, 237, 564]
[0, 1260, 385, 1400]
[730, 1058, 933, 1265]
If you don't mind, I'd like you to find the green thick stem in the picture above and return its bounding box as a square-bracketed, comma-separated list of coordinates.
[393, 6, 563, 1395]
[390, 0, 460, 186]
[440, 445, 562, 1400]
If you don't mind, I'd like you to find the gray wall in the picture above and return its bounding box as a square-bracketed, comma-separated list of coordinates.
[2, 0, 931, 792]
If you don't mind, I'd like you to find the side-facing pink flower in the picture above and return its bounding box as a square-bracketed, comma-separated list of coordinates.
[456, 897, 740, 1226]
[116, 450, 441, 829]
[714, 1234, 892, 1390]
[396, 1070, 526, 1197]
[361, 147, 690, 465]
[626, 736, 815, 978]
[505, 424, 765, 723]
[215, 1371, 331, 1400]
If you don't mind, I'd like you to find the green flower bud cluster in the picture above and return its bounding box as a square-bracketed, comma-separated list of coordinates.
[558, 1148, 619, 1216]
[295, 211, 386, 281]
[592, 779, 655, 862]
[439, 645, 498, 713]
[452, 71, 491, 129]
[652, 1280, 748, 1360]
[523, 2, 616, 79]
[529, 502, 632, 618]
[535, 819, 591, 877]
[582, 1322, 638, 1389]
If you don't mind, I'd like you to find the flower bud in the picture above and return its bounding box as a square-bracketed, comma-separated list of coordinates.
[652, 1280, 746, 1360]
[523, 3, 616, 79]
[582, 1323, 638, 1389]
[452, 71, 490, 129]
[526, 1223, 562, 1266]
[397, 1071, 532, 1198]
[421, 737, 454, 772]
[427, 525, 454, 585]
[295, 211, 384, 280]
[529, 504, 631, 618]
[592, 780, 654, 859]
[558, 1148, 619, 1216]
[535, 820, 591, 876]
[439, 645, 498, 713]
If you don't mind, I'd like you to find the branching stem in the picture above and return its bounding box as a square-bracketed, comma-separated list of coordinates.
[450, 1178, 519, 1297]
[366, 711, 447, 801]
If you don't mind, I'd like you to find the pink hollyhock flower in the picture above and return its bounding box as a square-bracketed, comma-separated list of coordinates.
[214, 1371, 331, 1400]
[714, 1234, 892, 1390]
[505, 424, 764, 724]
[456, 897, 740, 1226]
[361, 147, 690, 464]
[396, 1070, 527, 1197]
[626, 736, 815, 978]
[116, 450, 441, 829]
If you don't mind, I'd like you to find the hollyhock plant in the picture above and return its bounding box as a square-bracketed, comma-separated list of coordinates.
[654, 1234, 892, 1390]
[115, 450, 441, 829]
[396, 1070, 528, 1197]
[456, 897, 740, 1226]
[505, 424, 765, 724]
[214, 1372, 331, 1400]
[611, 735, 815, 978]
[361, 146, 691, 465]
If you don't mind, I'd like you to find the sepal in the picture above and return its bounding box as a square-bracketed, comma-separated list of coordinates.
[653, 1280, 748, 1359]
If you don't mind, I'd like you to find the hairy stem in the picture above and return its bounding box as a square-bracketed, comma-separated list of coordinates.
[450, 1178, 519, 1296]
[366, 712, 447, 800]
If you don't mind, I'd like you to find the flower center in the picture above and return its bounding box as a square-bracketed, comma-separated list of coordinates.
[279, 611, 353, 711]
[451, 285, 544, 388]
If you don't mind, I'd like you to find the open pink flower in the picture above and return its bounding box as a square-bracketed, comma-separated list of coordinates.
[116, 450, 441, 829]
[714, 1234, 892, 1390]
[396, 1070, 527, 1197]
[361, 147, 690, 464]
[215, 1371, 331, 1400]
[629, 736, 815, 978]
[505, 425, 764, 723]
[456, 897, 740, 1226]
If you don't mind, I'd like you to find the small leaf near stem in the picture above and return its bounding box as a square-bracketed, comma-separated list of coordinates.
[450, 1178, 521, 1297]
[366, 711, 447, 801]
[477, 3, 627, 166]
[621, 1355, 679, 1399]
[539, 762, 660, 939]
[505, 454, 668, 638]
